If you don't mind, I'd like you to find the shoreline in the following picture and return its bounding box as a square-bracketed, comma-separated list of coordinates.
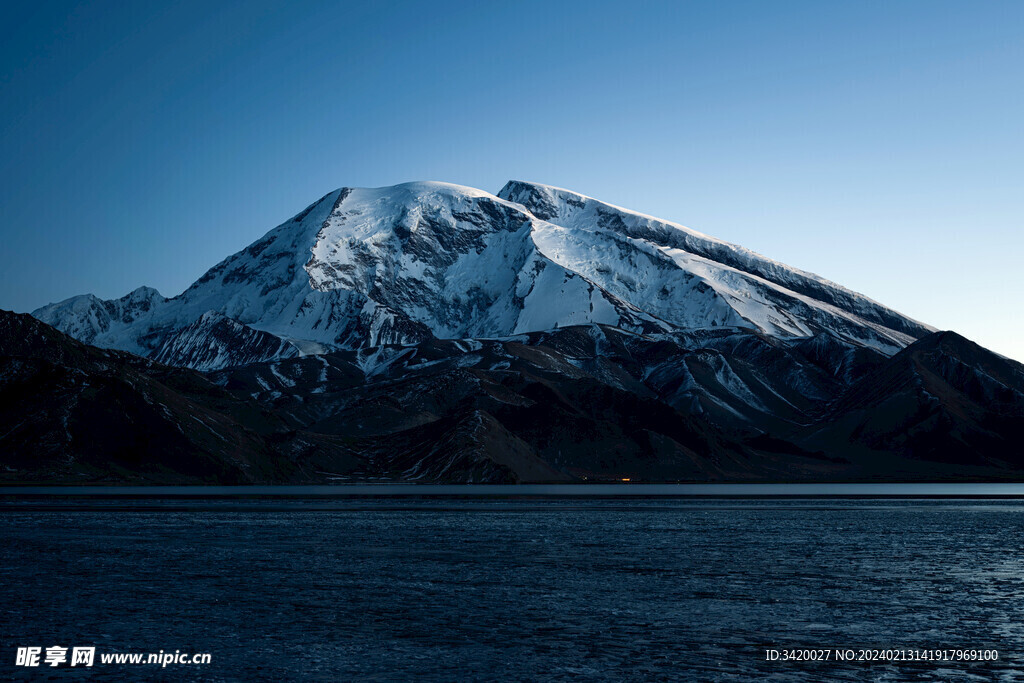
[4, 482, 1024, 498]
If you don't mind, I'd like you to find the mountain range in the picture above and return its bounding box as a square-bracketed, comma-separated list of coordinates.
[5, 180, 1023, 484]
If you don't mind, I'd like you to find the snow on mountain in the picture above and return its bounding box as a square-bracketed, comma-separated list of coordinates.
[33, 180, 933, 370]
[32, 285, 166, 354]
[302, 183, 663, 339]
[499, 181, 934, 353]
[152, 311, 302, 372]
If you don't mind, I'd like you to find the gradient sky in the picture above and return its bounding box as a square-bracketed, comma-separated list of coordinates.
[1, 0, 1021, 359]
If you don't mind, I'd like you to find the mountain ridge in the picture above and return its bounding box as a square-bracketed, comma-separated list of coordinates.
[5, 309, 1024, 484]
[499, 180, 932, 346]
[23, 181, 1021, 482]
[34, 180, 931, 371]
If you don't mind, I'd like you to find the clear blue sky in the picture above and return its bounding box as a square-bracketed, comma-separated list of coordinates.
[1, 0, 1021, 360]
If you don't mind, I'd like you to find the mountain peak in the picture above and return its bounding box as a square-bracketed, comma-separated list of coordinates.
[364, 180, 501, 198]
[33, 180, 935, 369]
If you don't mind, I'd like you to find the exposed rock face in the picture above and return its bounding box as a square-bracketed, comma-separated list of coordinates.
[152, 311, 302, 372]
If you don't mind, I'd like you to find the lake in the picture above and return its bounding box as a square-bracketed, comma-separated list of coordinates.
[2, 495, 1022, 680]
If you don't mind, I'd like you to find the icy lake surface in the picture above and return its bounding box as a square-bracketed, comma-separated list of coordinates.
[2, 498, 1022, 681]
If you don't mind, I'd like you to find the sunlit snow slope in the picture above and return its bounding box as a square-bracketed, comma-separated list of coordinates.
[34, 181, 932, 370]
[500, 181, 932, 353]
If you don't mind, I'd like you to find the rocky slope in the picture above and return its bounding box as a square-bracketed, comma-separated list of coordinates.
[0, 311, 583, 484]
[798, 331, 1024, 477]
[207, 324, 1024, 483]
[0, 310, 291, 483]
[5, 310, 1023, 484]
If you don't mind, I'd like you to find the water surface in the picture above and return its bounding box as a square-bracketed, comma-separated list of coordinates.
[1, 499, 1021, 681]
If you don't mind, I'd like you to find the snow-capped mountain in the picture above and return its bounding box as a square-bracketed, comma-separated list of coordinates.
[16, 179, 1024, 485]
[33, 180, 933, 370]
[499, 181, 932, 351]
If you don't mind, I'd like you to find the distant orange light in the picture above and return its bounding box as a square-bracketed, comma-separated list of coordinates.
[621, 478, 631, 482]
